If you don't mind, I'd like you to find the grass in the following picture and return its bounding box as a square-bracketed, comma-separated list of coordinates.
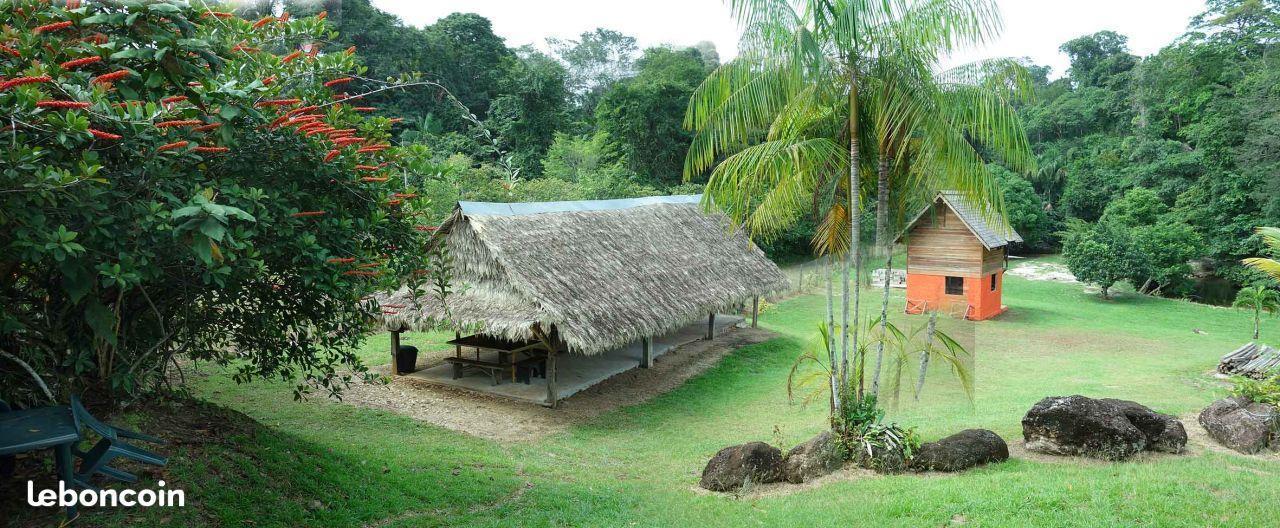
[29, 258, 1280, 527]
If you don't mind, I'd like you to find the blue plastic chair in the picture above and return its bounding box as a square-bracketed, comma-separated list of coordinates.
[69, 395, 166, 487]
[0, 398, 13, 477]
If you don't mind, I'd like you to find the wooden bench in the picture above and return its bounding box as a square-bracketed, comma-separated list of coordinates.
[444, 357, 508, 385]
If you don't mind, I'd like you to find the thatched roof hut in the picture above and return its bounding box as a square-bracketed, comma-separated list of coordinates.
[378, 195, 788, 356]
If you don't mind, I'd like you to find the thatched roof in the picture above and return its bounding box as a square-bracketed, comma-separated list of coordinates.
[896, 191, 1022, 249]
[377, 195, 788, 355]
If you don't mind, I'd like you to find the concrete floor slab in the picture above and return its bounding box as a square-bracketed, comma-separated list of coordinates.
[402, 315, 744, 405]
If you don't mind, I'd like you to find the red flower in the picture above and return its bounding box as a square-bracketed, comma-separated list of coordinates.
[155, 119, 203, 128]
[0, 75, 53, 91]
[255, 98, 300, 108]
[59, 56, 102, 69]
[355, 165, 379, 171]
[262, 75, 276, 85]
[231, 44, 260, 53]
[202, 11, 233, 19]
[88, 128, 121, 140]
[352, 107, 377, 112]
[304, 127, 334, 137]
[323, 77, 353, 88]
[0, 44, 20, 57]
[157, 140, 189, 152]
[252, 16, 275, 29]
[67, 0, 82, 8]
[161, 95, 188, 105]
[281, 50, 302, 63]
[393, 193, 418, 199]
[323, 149, 339, 162]
[326, 257, 355, 264]
[285, 105, 320, 118]
[317, 11, 327, 20]
[193, 122, 223, 132]
[92, 69, 132, 84]
[345, 46, 356, 55]
[361, 177, 389, 183]
[386, 199, 403, 206]
[193, 146, 229, 153]
[36, 100, 91, 109]
[332, 137, 365, 146]
[34, 21, 75, 33]
[291, 211, 326, 218]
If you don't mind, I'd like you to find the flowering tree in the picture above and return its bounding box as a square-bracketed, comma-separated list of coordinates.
[0, 0, 434, 406]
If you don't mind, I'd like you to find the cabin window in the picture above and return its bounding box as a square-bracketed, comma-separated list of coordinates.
[945, 276, 963, 295]
[990, 273, 998, 292]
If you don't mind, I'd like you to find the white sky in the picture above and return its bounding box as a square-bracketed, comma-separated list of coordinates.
[370, 0, 1208, 78]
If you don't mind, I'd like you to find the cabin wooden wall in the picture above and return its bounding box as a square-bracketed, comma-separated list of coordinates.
[904, 203, 988, 277]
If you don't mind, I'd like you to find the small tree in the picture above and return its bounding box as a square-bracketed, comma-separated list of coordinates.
[1233, 286, 1280, 341]
[1063, 221, 1135, 299]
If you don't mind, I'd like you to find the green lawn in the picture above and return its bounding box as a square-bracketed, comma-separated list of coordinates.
[47, 260, 1280, 527]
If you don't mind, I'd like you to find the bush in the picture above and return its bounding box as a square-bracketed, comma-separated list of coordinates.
[1231, 376, 1280, 407]
[0, 1, 429, 406]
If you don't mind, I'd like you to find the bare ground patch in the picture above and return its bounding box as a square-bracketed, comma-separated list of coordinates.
[1007, 261, 1078, 283]
[338, 326, 777, 442]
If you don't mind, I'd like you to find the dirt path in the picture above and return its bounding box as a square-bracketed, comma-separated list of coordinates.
[339, 326, 777, 442]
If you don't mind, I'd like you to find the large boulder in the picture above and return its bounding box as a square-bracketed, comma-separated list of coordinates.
[1101, 398, 1188, 454]
[699, 441, 783, 492]
[781, 431, 844, 483]
[1199, 397, 1279, 454]
[1022, 395, 1185, 461]
[910, 429, 1009, 472]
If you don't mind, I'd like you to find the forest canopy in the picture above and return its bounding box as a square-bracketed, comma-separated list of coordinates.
[246, 0, 1279, 295]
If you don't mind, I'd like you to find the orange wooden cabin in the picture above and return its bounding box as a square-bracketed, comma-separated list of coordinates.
[895, 191, 1021, 321]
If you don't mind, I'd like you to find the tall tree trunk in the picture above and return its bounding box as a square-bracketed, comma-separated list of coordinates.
[826, 255, 839, 416]
[875, 156, 889, 249]
[845, 62, 862, 400]
[871, 156, 890, 396]
[914, 311, 937, 401]
[1255, 308, 1261, 341]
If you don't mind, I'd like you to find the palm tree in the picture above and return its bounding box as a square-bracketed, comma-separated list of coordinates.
[685, 0, 1030, 408]
[1233, 285, 1280, 341]
[1244, 227, 1280, 283]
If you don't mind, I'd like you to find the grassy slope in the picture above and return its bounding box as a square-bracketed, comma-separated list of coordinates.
[74, 265, 1280, 527]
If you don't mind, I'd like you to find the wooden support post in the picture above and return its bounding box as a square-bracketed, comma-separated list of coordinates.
[532, 324, 559, 409]
[390, 330, 401, 376]
[707, 312, 716, 340]
[751, 296, 759, 328]
[455, 331, 461, 358]
[546, 348, 558, 408]
[640, 337, 653, 368]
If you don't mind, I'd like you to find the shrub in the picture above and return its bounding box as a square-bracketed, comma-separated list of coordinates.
[1231, 375, 1280, 407]
[0, 1, 430, 406]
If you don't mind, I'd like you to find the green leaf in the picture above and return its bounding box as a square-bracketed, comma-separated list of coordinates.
[219, 105, 242, 120]
[192, 236, 213, 265]
[85, 299, 118, 346]
[199, 217, 226, 241]
[60, 262, 93, 303]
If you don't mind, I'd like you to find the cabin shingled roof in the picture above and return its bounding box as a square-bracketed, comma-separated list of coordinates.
[897, 191, 1022, 250]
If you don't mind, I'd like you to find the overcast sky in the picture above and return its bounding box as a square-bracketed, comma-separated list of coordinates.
[370, 0, 1209, 78]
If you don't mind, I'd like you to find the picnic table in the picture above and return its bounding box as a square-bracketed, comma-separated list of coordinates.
[0, 405, 81, 520]
[444, 334, 547, 385]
